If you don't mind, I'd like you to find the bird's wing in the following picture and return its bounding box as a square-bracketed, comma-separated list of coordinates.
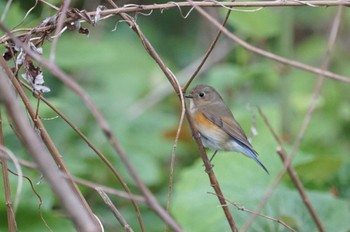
[221, 116, 256, 153]
[202, 104, 257, 154]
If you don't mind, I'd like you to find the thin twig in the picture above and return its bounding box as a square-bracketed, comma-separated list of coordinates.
[0, 146, 23, 214]
[7, 168, 53, 232]
[127, 41, 233, 119]
[20, 81, 144, 220]
[0, 0, 13, 22]
[12, 0, 39, 30]
[49, 0, 71, 63]
[106, 1, 187, 231]
[39, 0, 60, 10]
[71, 176, 146, 203]
[96, 188, 134, 232]
[1, 55, 100, 228]
[289, 5, 343, 174]
[0, 57, 100, 232]
[106, 0, 236, 230]
[0, 23, 146, 232]
[185, 2, 350, 84]
[0, 152, 38, 169]
[243, 6, 342, 231]
[241, 6, 343, 232]
[1, 17, 181, 232]
[207, 192, 296, 232]
[185, 2, 239, 230]
[257, 109, 325, 231]
[0, 151, 146, 203]
[183, 0, 233, 91]
[1, 3, 349, 84]
[2, 1, 349, 44]
[0, 4, 350, 83]
[88, 1, 350, 18]
[0, 111, 18, 232]
[165, 71, 186, 232]
[184, 101, 237, 231]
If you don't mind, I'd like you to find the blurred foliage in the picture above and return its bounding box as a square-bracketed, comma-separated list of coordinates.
[1, 1, 350, 231]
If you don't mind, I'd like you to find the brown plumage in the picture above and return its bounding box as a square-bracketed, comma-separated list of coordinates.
[186, 84, 268, 174]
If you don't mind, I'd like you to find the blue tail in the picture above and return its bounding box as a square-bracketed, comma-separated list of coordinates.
[244, 146, 269, 174]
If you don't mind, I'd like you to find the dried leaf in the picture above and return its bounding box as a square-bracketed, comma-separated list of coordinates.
[79, 27, 89, 35]
[21, 51, 51, 94]
[93, 5, 106, 26]
[66, 20, 81, 31]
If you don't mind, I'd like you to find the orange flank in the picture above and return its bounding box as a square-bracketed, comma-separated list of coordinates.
[194, 111, 214, 127]
[194, 112, 223, 136]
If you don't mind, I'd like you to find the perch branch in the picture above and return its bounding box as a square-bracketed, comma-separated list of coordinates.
[105, 0, 237, 230]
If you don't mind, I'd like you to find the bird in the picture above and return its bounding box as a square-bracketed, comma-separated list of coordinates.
[185, 84, 269, 174]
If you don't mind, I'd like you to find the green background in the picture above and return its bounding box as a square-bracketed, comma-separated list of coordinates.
[1, 1, 350, 231]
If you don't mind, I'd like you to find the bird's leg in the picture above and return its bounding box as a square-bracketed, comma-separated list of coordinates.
[209, 150, 218, 163]
[202, 150, 218, 170]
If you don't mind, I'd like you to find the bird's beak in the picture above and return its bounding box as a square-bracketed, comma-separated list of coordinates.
[185, 94, 192, 99]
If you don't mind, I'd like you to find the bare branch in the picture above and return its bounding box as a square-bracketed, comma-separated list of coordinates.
[104, 0, 236, 230]
[49, 0, 71, 63]
[0, 146, 23, 214]
[1, 16, 181, 232]
[242, 7, 343, 231]
[97, 188, 134, 232]
[0, 0, 13, 22]
[256, 109, 325, 231]
[207, 192, 296, 232]
[0, 116, 18, 232]
[0, 151, 146, 203]
[19, 81, 144, 220]
[186, 1, 350, 84]
[184, 0, 234, 91]
[165, 71, 186, 231]
[0, 57, 100, 232]
[0, 107, 17, 232]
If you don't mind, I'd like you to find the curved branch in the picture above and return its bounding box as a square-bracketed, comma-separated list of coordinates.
[0, 57, 100, 232]
[186, 1, 350, 84]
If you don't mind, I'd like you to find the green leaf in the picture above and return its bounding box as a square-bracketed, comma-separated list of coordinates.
[294, 157, 342, 185]
[172, 152, 350, 231]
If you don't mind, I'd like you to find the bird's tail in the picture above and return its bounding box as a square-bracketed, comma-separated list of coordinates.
[246, 148, 269, 174]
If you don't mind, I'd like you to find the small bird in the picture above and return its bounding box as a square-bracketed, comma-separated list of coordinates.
[186, 84, 269, 174]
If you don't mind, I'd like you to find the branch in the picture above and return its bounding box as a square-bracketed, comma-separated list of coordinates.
[242, 6, 343, 231]
[105, 0, 237, 230]
[19, 81, 144, 222]
[0, 18, 181, 232]
[0, 151, 146, 203]
[1, 106, 17, 232]
[97, 188, 134, 232]
[0, 114, 17, 232]
[257, 109, 325, 231]
[183, 0, 233, 91]
[0, 57, 100, 232]
[207, 192, 296, 232]
[1, 2, 349, 83]
[89, 1, 350, 18]
[186, 1, 350, 84]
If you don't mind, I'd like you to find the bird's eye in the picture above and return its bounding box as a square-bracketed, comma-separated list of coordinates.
[199, 92, 205, 98]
